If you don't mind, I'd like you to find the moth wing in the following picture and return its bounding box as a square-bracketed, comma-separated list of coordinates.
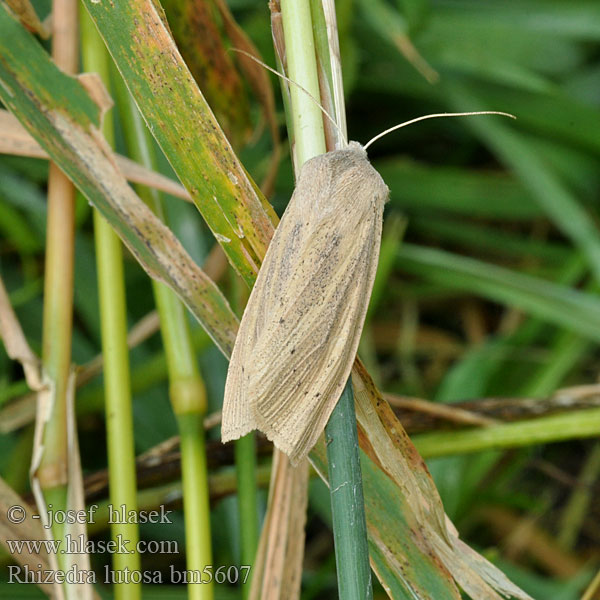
[221, 175, 314, 442]
[251, 199, 384, 464]
[220, 306, 255, 441]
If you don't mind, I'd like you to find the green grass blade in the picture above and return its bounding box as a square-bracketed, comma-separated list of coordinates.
[397, 243, 600, 341]
[82, 0, 278, 286]
[446, 82, 600, 281]
[0, 4, 239, 356]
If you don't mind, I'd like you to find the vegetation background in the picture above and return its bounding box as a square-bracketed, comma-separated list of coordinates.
[1, 0, 599, 598]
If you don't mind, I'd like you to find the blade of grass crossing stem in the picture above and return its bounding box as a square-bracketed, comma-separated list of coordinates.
[111, 69, 214, 600]
[82, 0, 278, 287]
[80, 12, 141, 599]
[413, 407, 600, 459]
[325, 379, 372, 600]
[280, 0, 372, 596]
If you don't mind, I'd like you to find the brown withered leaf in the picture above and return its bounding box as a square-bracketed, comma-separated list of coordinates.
[29, 371, 95, 600]
[4, 0, 50, 38]
[250, 451, 308, 600]
[0, 476, 53, 595]
[0, 109, 192, 202]
[352, 361, 533, 600]
[0, 275, 42, 391]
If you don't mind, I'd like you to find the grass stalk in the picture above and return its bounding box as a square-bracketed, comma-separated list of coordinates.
[36, 0, 78, 579]
[280, 0, 326, 163]
[177, 413, 213, 599]
[325, 379, 373, 599]
[112, 73, 214, 600]
[279, 1, 372, 597]
[413, 406, 600, 458]
[234, 432, 259, 594]
[76, 328, 210, 416]
[557, 441, 600, 550]
[80, 11, 141, 599]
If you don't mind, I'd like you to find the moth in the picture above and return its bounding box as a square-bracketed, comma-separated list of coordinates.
[221, 106, 513, 465]
[221, 141, 389, 465]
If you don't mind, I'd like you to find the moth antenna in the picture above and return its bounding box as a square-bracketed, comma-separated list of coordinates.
[363, 111, 517, 151]
[231, 48, 347, 146]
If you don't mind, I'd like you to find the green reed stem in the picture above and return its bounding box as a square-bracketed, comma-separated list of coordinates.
[81, 11, 141, 599]
[112, 69, 214, 600]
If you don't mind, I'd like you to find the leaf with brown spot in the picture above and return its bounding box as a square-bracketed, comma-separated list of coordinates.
[4, 0, 50, 38]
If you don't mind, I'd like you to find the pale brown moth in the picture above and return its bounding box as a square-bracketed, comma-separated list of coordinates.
[221, 90, 514, 464]
[222, 141, 388, 464]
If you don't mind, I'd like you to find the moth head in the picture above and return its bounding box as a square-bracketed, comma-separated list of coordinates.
[333, 142, 389, 206]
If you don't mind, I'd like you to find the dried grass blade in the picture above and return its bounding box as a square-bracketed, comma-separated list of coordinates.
[0, 110, 193, 201]
[249, 451, 308, 600]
